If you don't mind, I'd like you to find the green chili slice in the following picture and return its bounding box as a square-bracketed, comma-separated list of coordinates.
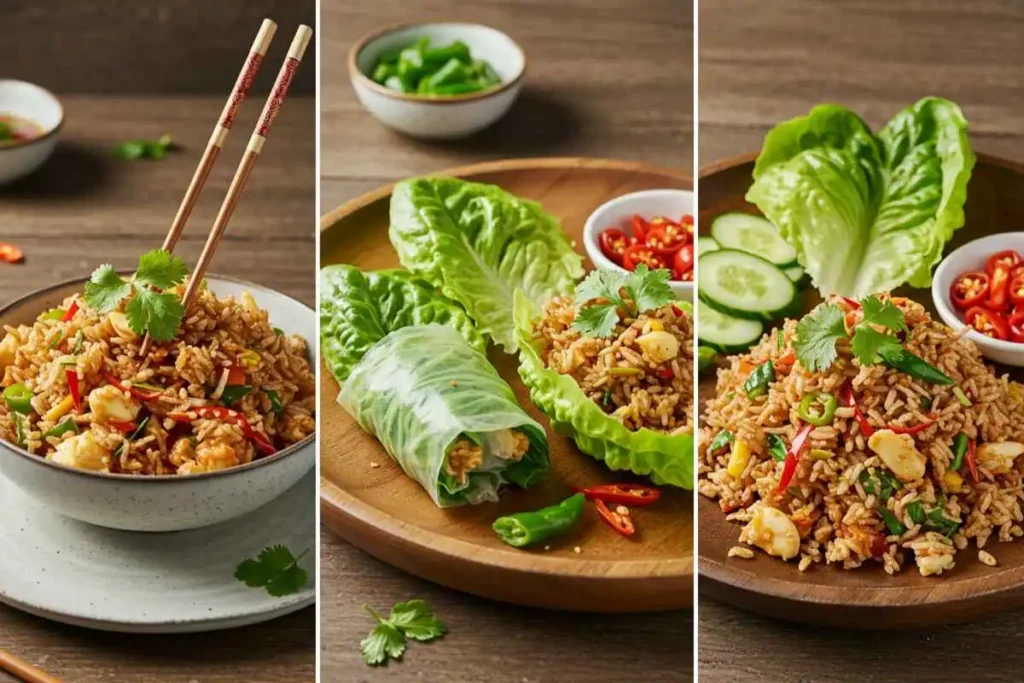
[797, 392, 837, 426]
[767, 434, 787, 462]
[951, 432, 969, 470]
[709, 429, 734, 453]
[743, 361, 775, 399]
[38, 308, 66, 321]
[492, 493, 585, 548]
[3, 383, 33, 414]
[43, 417, 79, 439]
[220, 385, 252, 406]
[265, 388, 284, 413]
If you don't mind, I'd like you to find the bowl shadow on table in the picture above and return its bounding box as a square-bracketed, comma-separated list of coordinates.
[1, 142, 109, 200]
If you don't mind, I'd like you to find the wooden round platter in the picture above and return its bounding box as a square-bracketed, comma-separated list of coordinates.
[320, 158, 693, 612]
[698, 152, 1024, 628]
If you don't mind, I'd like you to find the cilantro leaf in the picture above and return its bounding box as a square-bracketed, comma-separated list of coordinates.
[135, 249, 188, 289]
[388, 600, 446, 642]
[572, 266, 675, 338]
[794, 303, 846, 372]
[571, 302, 620, 338]
[574, 268, 625, 308]
[850, 327, 903, 366]
[850, 296, 908, 365]
[623, 264, 674, 314]
[361, 623, 405, 666]
[84, 265, 132, 312]
[126, 289, 184, 341]
[234, 545, 309, 597]
[859, 296, 907, 333]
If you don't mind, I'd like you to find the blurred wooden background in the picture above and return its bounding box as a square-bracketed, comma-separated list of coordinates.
[699, 2, 1024, 682]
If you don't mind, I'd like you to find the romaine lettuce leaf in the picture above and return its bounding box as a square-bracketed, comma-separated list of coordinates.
[320, 265, 485, 383]
[747, 97, 975, 298]
[513, 291, 693, 489]
[389, 178, 585, 352]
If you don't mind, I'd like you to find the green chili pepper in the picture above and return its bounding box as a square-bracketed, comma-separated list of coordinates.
[265, 388, 283, 413]
[878, 346, 954, 385]
[743, 361, 775, 399]
[709, 429, 734, 453]
[951, 432, 969, 470]
[43, 418, 79, 439]
[3, 383, 33, 414]
[38, 308, 66, 321]
[373, 38, 499, 97]
[878, 508, 906, 536]
[220, 385, 252, 406]
[492, 493, 585, 548]
[797, 392, 837, 426]
[953, 386, 972, 407]
[767, 434, 787, 462]
[697, 346, 717, 376]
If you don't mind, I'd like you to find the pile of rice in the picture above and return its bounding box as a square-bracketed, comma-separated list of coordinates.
[532, 296, 693, 434]
[0, 281, 316, 475]
[699, 295, 1024, 576]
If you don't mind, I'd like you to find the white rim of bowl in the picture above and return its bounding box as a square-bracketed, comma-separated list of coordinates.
[0, 79, 65, 152]
[348, 22, 527, 104]
[0, 273, 315, 483]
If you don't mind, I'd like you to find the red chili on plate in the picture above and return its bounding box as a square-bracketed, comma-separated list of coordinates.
[594, 499, 636, 537]
[950, 271, 989, 310]
[631, 214, 651, 241]
[622, 243, 667, 270]
[0, 243, 24, 264]
[965, 306, 1009, 340]
[598, 228, 635, 266]
[580, 482, 661, 507]
[672, 243, 694, 280]
[988, 263, 1012, 311]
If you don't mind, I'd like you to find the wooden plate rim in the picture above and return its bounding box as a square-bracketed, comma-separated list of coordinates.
[320, 157, 694, 583]
[698, 150, 1024, 609]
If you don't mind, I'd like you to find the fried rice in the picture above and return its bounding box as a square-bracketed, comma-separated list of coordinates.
[532, 296, 693, 434]
[0, 281, 316, 475]
[699, 294, 1024, 576]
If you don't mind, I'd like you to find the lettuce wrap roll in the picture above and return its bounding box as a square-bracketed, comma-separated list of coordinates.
[338, 323, 549, 507]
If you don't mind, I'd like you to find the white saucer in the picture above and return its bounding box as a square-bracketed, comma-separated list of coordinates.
[0, 472, 315, 633]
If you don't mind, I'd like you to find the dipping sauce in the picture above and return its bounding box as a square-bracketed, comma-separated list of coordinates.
[0, 114, 44, 147]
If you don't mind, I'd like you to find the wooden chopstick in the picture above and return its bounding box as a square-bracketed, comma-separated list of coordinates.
[161, 18, 277, 253]
[0, 648, 62, 683]
[177, 24, 314, 311]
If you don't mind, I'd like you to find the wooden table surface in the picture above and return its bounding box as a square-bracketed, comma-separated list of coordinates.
[319, 2, 693, 681]
[0, 96, 315, 682]
[699, 2, 1024, 681]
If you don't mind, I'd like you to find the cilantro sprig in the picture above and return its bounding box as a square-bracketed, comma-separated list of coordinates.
[572, 265, 674, 337]
[115, 134, 174, 160]
[361, 600, 446, 666]
[84, 249, 188, 341]
[234, 545, 310, 597]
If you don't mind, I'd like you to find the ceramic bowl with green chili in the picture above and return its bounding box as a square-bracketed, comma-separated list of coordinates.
[349, 22, 526, 139]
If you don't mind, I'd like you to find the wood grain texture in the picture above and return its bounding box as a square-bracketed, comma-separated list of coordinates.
[319, 1, 693, 677]
[699, 0, 1024, 678]
[4, 0, 315, 95]
[0, 95, 314, 681]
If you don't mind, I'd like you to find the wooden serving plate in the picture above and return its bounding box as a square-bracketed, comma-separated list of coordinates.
[698, 152, 1024, 628]
[320, 158, 693, 612]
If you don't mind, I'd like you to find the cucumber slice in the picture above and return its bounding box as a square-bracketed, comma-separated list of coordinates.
[699, 249, 797, 321]
[697, 297, 764, 354]
[697, 236, 720, 259]
[710, 213, 797, 267]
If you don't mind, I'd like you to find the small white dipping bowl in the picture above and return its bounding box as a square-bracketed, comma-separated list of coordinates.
[0, 80, 63, 184]
[349, 23, 525, 140]
[932, 233, 1024, 366]
[583, 189, 695, 301]
[0, 275, 316, 532]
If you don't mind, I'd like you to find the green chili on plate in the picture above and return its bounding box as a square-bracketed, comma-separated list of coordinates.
[492, 493, 585, 548]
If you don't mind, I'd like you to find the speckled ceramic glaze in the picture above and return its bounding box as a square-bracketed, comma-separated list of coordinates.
[0, 80, 63, 184]
[0, 471, 314, 632]
[0, 275, 316, 532]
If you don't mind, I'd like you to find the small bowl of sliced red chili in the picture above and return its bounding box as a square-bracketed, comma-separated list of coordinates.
[933, 234, 1024, 365]
[582, 189, 694, 300]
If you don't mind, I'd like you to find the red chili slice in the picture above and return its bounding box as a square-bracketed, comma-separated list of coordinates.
[988, 265, 1012, 311]
[950, 271, 989, 310]
[777, 423, 815, 493]
[672, 243, 694, 280]
[66, 370, 82, 412]
[104, 372, 163, 401]
[656, 367, 674, 380]
[965, 306, 1009, 340]
[226, 365, 247, 386]
[1009, 310, 1024, 343]
[60, 300, 79, 322]
[840, 296, 861, 310]
[109, 420, 137, 433]
[622, 243, 667, 271]
[0, 243, 24, 264]
[888, 421, 933, 436]
[1010, 268, 1024, 308]
[580, 483, 661, 507]
[966, 438, 979, 483]
[645, 226, 687, 257]
[594, 498, 637, 537]
[598, 228, 635, 266]
[985, 250, 1021, 276]
[840, 383, 874, 438]
[671, 304, 684, 317]
[192, 406, 277, 456]
[630, 215, 651, 241]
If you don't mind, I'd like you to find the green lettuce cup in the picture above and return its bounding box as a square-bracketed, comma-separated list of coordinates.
[513, 291, 694, 489]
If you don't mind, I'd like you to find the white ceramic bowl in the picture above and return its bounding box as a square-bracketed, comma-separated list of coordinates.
[0, 80, 63, 184]
[349, 23, 526, 140]
[583, 189, 695, 301]
[0, 275, 316, 532]
[932, 233, 1024, 366]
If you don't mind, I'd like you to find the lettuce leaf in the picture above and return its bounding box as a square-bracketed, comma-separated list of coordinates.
[389, 178, 585, 352]
[320, 265, 485, 384]
[747, 97, 975, 298]
[513, 291, 693, 489]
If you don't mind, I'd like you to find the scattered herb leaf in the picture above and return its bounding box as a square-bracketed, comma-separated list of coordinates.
[361, 600, 446, 666]
[234, 545, 310, 597]
[115, 133, 173, 160]
[220, 385, 252, 406]
[859, 468, 901, 502]
[906, 500, 926, 525]
[878, 507, 906, 536]
[767, 434, 787, 462]
[572, 265, 674, 337]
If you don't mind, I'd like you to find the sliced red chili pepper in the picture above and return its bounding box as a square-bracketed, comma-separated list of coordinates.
[66, 369, 82, 412]
[0, 243, 24, 264]
[630, 215, 651, 241]
[109, 420, 137, 433]
[1010, 269, 1024, 308]
[776, 351, 795, 366]
[226, 365, 247, 386]
[622, 243, 667, 271]
[671, 304, 684, 317]
[594, 498, 636, 537]
[966, 438, 979, 483]
[840, 383, 874, 438]
[60, 300, 79, 322]
[580, 482, 661, 507]
[985, 250, 1021, 276]
[645, 226, 686, 257]
[777, 423, 814, 492]
[888, 421, 933, 436]
[104, 372, 163, 401]
[964, 306, 1009, 340]
[598, 228, 635, 266]
[656, 367, 674, 380]
[192, 406, 277, 456]
[1009, 310, 1024, 343]
[988, 265, 1012, 311]
[672, 243, 694, 280]
[166, 412, 193, 423]
[950, 271, 989, 310]
[679, 269, 693, 282]
[841, 297, 861, 310]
